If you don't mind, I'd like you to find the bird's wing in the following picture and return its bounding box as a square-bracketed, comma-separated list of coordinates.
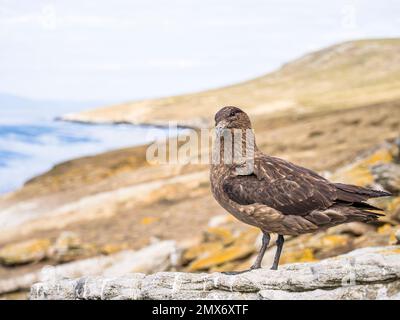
[222, 155, 337, 216]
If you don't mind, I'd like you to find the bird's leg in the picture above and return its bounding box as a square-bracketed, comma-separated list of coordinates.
[250, 232, 270, 270]
[271, 235, 284, 270]
[222, 232, 270, 275]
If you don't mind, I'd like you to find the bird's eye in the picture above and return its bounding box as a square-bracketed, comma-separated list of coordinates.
[229, 111, 237, 117]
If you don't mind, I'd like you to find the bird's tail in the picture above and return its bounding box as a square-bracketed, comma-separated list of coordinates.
[330, 204, 384, 224]
[332, 182, 392, 223]
[334, 183, 392, 203]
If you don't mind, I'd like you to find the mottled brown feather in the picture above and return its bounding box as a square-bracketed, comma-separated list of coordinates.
[223, 155, 336, 216]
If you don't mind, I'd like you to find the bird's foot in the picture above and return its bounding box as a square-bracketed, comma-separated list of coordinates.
[222, 265, 261, 275]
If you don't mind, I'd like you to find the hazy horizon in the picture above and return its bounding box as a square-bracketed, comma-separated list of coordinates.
[1, 0, 399, 104]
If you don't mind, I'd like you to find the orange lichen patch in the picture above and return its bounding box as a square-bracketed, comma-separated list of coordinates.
[379, 248, 400, 255]
[389, 233, 398, 244]
[0, 239, 51, 266]
[48, 232, 98, 263]
[388, 226, 400, 244]
[100, 243, 129, 255]
[280, 248, 317, 265]
[204, 227, 236, 245]
[52, 232, 81, 250]
[332, 148, 393, 186]
[387, 197, 400, 212]
[187, 245, 254, 271]
[321, 234, 350, 247]
[345, 168, 374, 186]
[183, 242, 224, 262]
[362, 149, 393, 166]
[377, 224, 393, 235]
[209, 261, 241, 273]
[232, 228, 259, 246]
[140, 216, 159, 225]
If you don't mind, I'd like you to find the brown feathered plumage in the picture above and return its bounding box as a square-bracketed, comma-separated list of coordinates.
[210, 106, 391, 271]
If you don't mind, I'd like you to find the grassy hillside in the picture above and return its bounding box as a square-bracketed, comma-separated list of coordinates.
[62, 39, 400, 127]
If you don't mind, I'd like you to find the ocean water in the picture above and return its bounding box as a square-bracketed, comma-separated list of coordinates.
[0, 106, 170, 194]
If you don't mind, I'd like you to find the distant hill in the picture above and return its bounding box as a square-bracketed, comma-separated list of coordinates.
[61, 38, 400, 128]
[0, 93, 104, 114]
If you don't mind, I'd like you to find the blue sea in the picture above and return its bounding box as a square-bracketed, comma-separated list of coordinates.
[0, 102, 170, 194]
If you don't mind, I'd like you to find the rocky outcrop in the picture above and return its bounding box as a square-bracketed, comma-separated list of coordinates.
[30, 246, 400, 300]
[0, 241, 179, 295]
[0, 239, 51, 266]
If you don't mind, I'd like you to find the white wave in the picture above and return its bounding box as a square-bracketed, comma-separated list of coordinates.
[0, 121, 171, 194]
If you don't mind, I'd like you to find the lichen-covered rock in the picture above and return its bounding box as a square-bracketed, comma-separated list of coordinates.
[100, 243, 129, 255]
[326, 222, 375, 237]
[183, 242, 223, 263]
[0, 239, 51, 266]
[187, 244, 254, 272]
[48, 232, 97, 263]
[0, 240, 179, 295]
[204, 227, 236, 245]
[331, 147, 393, 187]
[30, 246, 400, 300]
[279, 248, 316, 265]
[182, 224, 258, 272]
[372, 163, 400, 194]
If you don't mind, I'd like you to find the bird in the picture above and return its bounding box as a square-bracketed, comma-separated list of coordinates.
[210, 106, 391, 271]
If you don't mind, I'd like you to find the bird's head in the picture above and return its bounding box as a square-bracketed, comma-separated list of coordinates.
[214, 106, 252, 131]
[213, 106, 256, 168]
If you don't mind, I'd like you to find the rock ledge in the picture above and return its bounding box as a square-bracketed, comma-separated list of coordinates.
[30, 246, 400, 300]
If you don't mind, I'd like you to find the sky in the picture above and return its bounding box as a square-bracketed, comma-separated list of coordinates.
[0, 0, 399, 103]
